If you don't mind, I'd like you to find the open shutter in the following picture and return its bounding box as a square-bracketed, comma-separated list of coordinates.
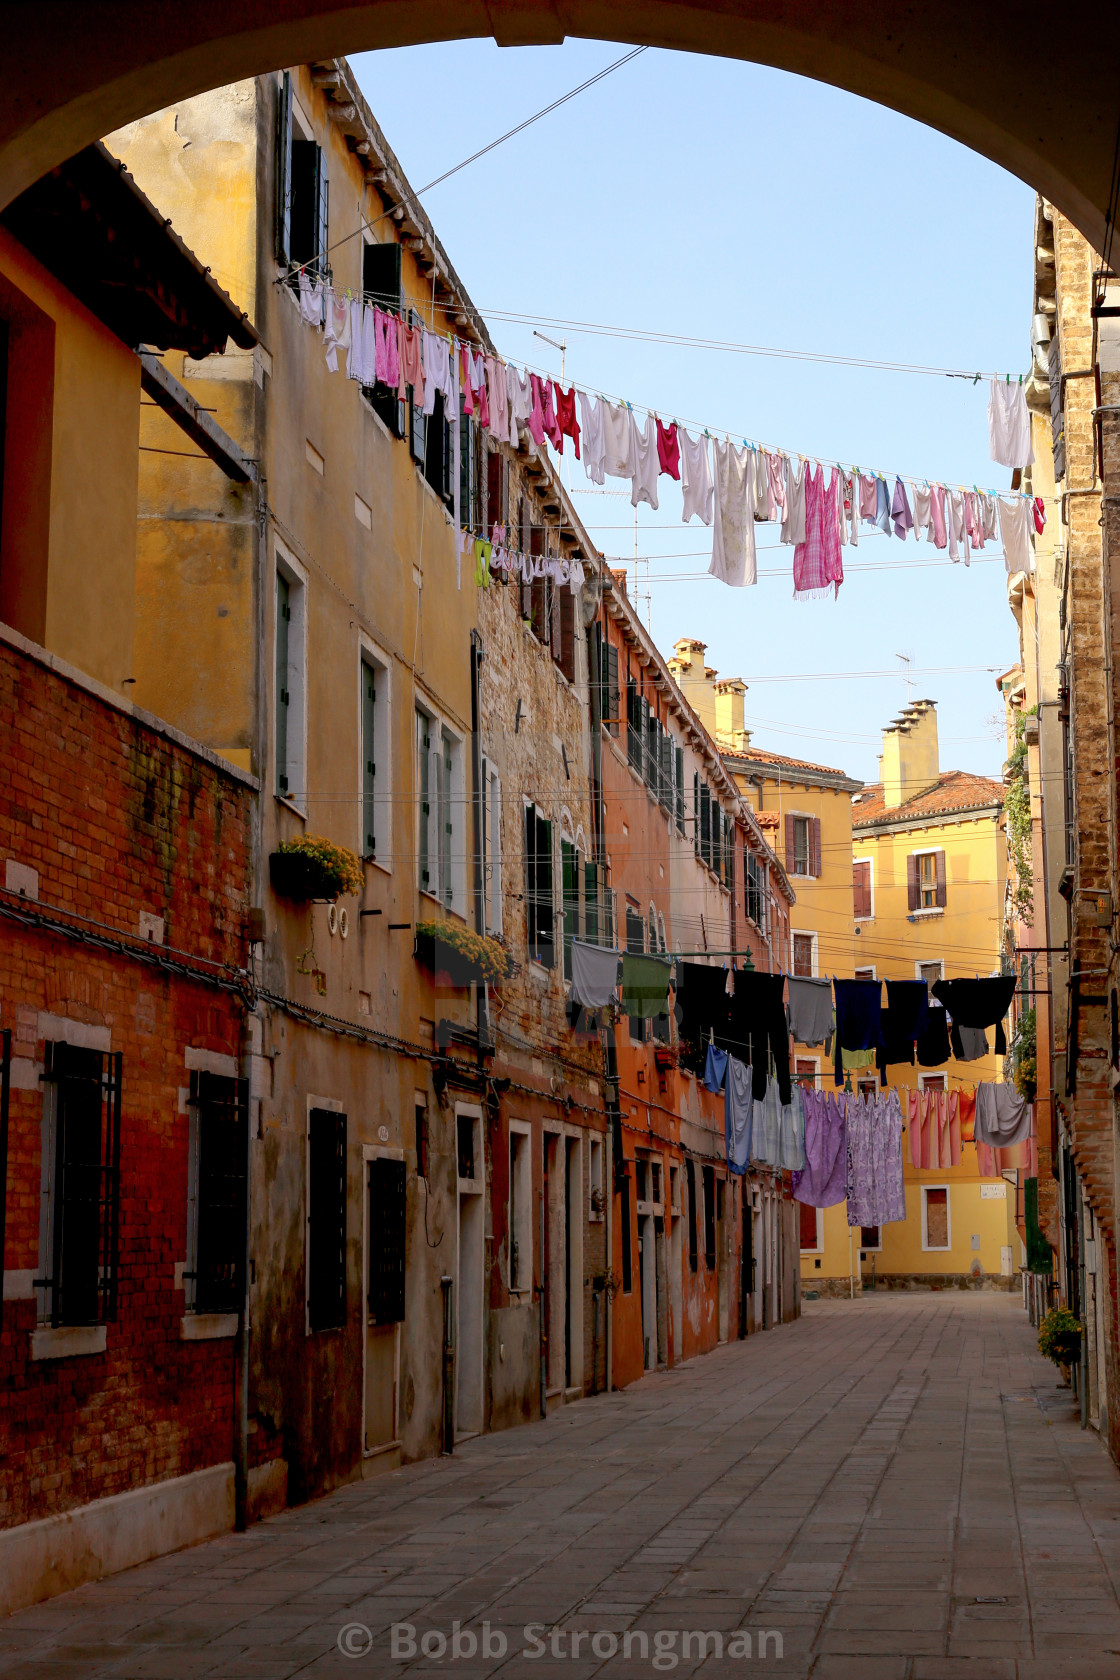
[44, 1043, 122, 1329]
[308, 1109, 347, 1331]
[362, 662, 376, 856]
[524, 803, 537, 959]
[606, 643, 620, 733]
[191, 1070, 249, 1315]
[367, 1156, 406, 1325]
[536, 813, 554, 966]
[562, 839, 578, 981]
[693, 772, 701, 855]
[485, 765, 502, 935]
[809, 816, 822, 878]
[641, 698, 653, 789]
[906, 853, 920, 912]
[675, 745, 685, 833]
[558, 589, 576, 682]
[853, 860, 870, 918]
[934, 849, 947, 908]
[784, 814, 796, 874]
[1048, 337, 1065, 481]
[711, 796, 721, 878]
[275, 573, 290, 795]
[583, 859, 599, 946]
[275, 71, 293, 265]
[315, 149, 330, 278]
[627, 680, 642, 771]
[700, 783, 711, 867]
[440, 733, 453, 906]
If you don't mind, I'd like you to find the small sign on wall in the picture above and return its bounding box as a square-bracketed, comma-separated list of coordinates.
[980, 1183, 1006, 1199]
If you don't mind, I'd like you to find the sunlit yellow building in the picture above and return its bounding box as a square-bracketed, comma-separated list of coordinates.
[806, 699, 1020, 1295]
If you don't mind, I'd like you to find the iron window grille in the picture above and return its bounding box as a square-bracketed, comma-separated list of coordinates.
[38, 1043, 122, 1328]
[185, 1070, 249, 1315]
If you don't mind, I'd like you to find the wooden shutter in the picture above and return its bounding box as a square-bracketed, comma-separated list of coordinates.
[583, 860, 599, 946]
[693, 772, 701, 855]
[439, 733, 453, 905]
[368, 1156, 406, 1324]
[308, 1109, 347, 1331]
[486, 446, 507, 534]
[44, 1043, 123, 1328]
[784, 814, 796, 874]
[275, 572, 290, 795]
[606, 643, 620, 733]
[562, 839, 578, 981]
[675, 745, 685, 832]
[809, 816, 822, 878]
[628, 680, 642, 772]
[275, 71, 292, 265]
[711, 796, 721, 878]
[362, 661, 376, 856]
[1048, 338, 1065, 481]
[906, 853, 920, 911]
[703, 1165, 716, 1269]
[315, 149, 330, 277]
[418, 714, 432, 891]
[524, 802, 537, 958]
[700, 783, 711, 866]
[191, 1070, 249, 1315]
[799, 1201, 819, 1251]
[641, 698, 653, 789]
[686, 1161, 698, 1272]
[934, 849, 947, 908]
[536, 812, 554, 966]
[853, 859, 870, 918]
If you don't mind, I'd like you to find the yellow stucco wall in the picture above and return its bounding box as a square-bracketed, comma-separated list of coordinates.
[0, 228, 140, 690]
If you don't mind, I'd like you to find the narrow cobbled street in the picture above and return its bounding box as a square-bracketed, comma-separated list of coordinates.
[5, 1294, 1120, 1679]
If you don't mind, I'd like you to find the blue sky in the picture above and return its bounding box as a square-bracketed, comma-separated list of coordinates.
[350, 40, 1033, 787]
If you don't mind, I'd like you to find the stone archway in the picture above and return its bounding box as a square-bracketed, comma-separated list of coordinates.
[1, 1, 1118, 249]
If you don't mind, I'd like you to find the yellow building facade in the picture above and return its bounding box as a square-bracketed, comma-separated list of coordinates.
[806, 700, 1019, 1295]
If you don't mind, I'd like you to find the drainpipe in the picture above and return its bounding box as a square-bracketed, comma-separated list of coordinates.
[440, 1275, 454, 1454]
[469, 631, 487, 1052]
[1076, 1187, 1088, 1427]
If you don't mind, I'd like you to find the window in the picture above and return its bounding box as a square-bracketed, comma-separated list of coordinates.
[909, 849, 946, 912]
[186, 1071, 249, 1315]
[508, 1126, 532, 1290]
[792, 933, 816, 979]
[38, 1044, 122, 1328]
[414, 1099, 429, 1180]
[799, 1202, 821, 1251]
[589, 1136, 604, 1221]
[917, 960, 944, 988]
[583, 859, 599, 947]
[595, 633, 620, 737]
[619, 1175, 633, 1292]
[460, 395, 480, 534]
[625, 903, 647, 1043]
[922, 1186, 950, 1251]
[360, 653, 388, 860]
[674, 744, 685, 835]
[859, 1225, 881, 1252]
[702, 1166, 716, 1269]
[275, 554, 306, 803]
[854, 966, 877, 981]
[417, 709, 463, 910]
[486, 444, 508, 535]
[457, 1112, 478, 1182]
[562, 838, 581, 982]
[367, 1156, 406, 1325]
[524, 803, 555, 967]
[795, 1058, 819, 1090]
[920, 1071, 946, 1092]
[745, 853, 766, 927]
[785, 813, 821, 878]
[627, 677, 643, 773]
[853, 858, 872, 918]
[276, 74, 329, 277]
[362, 241, 404, 436]
[482, 759, 503, 936]
[686, 1160, 698, 1272]
[307, 1109, 347, 1332]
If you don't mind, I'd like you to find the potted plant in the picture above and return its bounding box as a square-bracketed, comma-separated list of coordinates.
[1038, 1305, 1082, 1384]
[269, 835, 364, 902]
[414, 920, 512, 986]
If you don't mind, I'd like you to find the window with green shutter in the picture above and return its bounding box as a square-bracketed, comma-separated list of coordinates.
[562, 839, 580, 981]
[417, 710, 431, 892]
[439, 731, 453, 905]
[583, 860, 599, 947]
[361, 660, 377, 856]
[363, 241, 404, 435]
[276, 571, 291, 795]
[525, 804, 555, 967]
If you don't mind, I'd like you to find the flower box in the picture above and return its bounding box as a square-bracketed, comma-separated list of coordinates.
[269, 836, 363, 902]
[414, 921, 511, 986]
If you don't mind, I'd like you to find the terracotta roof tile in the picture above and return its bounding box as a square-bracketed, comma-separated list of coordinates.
[852, 770, 1004, 827]
[730, 745, 854, 778]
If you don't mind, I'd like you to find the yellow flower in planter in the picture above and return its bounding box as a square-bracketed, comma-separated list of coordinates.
[271, 835, 364, 901]
[415, 920, 511, 984]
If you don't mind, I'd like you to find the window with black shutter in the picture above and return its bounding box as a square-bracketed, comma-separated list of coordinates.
[525, 803, 554, 968]
[40, 1043, 122, 1328]
[583, 860, 599, 947]
[700, 783, 712, 868]
[276, 72, 293, 266]
[557, 587, 576, 683]
[308, 1109, 347, 1331]
[562, 838, 580, 981]
[625, 904, 647, 1044]
[703, 1165, 716, 1269]
[675, 745, 685, 834]
[275, 571, 290, 795]
[188, 1070, 249, 1314]
[289, 135, 329, 279]
[362, 241, 404, 436]
[627, 678, 642, 772]
[596, 637, 620, 736]
[686, 1160, 698, 1272]
[642, 699, 655, 792]
[620, 1175, 633, 1293]
[409, 386, 427, 467]
[362, 658, 377, 856]
[368, 1156, 406, 1325]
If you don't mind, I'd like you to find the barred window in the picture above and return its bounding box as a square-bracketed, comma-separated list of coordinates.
[38, 1044, 122, 1328]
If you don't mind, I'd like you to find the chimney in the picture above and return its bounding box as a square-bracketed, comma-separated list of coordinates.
[668, 637, 717, 733]
[714, 677, 750, 749]
[881, 700, 939, 808]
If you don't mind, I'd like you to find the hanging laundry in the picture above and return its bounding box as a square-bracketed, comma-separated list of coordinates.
[974, 1083, 1032, 1148]
[539, 378, 562, 451]
[323, 289, 352, 374]
[752, 1077, 781, 1167]
[656, 418, 680, 480]
[998, 496, 1033, 576]
[792, 1089, 848, 1208]
[373, 307, 399, 389]
[620, 952, 672, 1018]
[397, 316, 424, 405]
[709, 438, 757, 586]
[766, 451, 788, 524]
[298, 269, 324, 326]
[840, 470, 859, 547]
[779, 1084, 806, 1172]
[678, 427, 714, 526]
[579, 392, 606, 484]
[570, 940, 621, 1009]
[945, 1091, 965, 1166]
[473, 539, 493, 589]
[781, 457, 807, 546]
[602, 401, 636, 480]
[786, 975, 833, 1047]
[793, 466, 844, 599]
[929, 483, 948, 549]
[890, 476, 914, 540]
[950, 1023, 989, 1061]
[885, 979, 929, 1047]
[345, 297, 365, 382]
[630, 412, 660, 510]
[846, 1091, 905, 1229]
[675, 961, 730, 1065]
[1033, 496, 1046, 534]
[704, 1043, 729, 1095]
[726, 970, 791, 1103]
[833, 976, 881, 1086]
[965, 491, 984, 551]
[526, 372, 547, 447]
[872, 476, 892, 535]
[911, 483, 932, 542]
[508, 365, 534, 439]
[725, 1056, 753, 1174]
[947, 489, 970, 566]
[988, 376, 1034, 470]
[859, 473, 878, 521]
[554, 383, 581, 458]
[931, 976, 1016, 1056]
[485, 357, 512, 446]
[916, 1005, 950, 1067]
[981, 493, 999, 542]
[841, 1047, 876, 1071]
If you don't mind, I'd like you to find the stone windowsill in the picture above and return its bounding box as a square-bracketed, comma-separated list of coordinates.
[30, 1324, 107, 1361]
[181, 1312, 239, 1342]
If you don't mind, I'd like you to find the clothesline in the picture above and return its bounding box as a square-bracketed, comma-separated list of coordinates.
[290, 277, 1042, 596]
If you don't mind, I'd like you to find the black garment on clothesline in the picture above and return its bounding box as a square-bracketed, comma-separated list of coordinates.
[932, 976, 1016, 1055]
[832, 978, 883, 1087]
[875, 979, 931, 1086]
[723, 969, 791, 1103]
[674, 961, 730, 1075]
[916, 1005, 951, 1068]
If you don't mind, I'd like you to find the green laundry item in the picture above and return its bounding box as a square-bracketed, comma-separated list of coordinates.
[620, 953, 672, 1019]
[841, 1047, 876, 1071]
[473, 538, 492, 588]
[1024, 1177, 1053, 1274]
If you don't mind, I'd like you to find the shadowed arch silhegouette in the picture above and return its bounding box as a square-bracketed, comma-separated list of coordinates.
[0, 0, 1118, 245]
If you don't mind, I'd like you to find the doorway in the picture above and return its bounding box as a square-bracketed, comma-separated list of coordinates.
[716, 1176, 729, 1342]
[455, 1107, 484, 1438]
[364, 1150, 405, 1462]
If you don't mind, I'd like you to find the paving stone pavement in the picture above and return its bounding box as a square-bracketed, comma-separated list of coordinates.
[5, 1293, 1120, 1679]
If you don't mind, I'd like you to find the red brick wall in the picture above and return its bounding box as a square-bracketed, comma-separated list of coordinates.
[0, 634, 253, 1530]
